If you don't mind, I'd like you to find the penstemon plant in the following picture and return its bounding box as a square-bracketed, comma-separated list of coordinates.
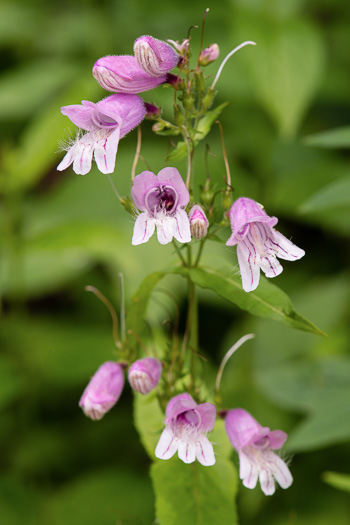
[57, 10, 322, 523]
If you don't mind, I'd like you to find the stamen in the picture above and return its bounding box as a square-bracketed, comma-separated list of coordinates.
[211, 41, 256, 89]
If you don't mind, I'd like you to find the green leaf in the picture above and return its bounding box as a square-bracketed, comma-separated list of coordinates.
[322, 472, 350, 493]
[299, 176, 350, 214]
[166, 103, 228, 161]
[234, 12, 325, 138]
[151, 455, 237, 525]
[173, 266, 324, 335]
[304, 126, 350, 149]
[133, 391, 164, 459]
[125, 271, 166, 352]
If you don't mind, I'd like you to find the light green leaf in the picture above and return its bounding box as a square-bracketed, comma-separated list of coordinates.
[323, 472, 350, 493]
[151, 455, 237, 525]
[299, 176, 350, 214]
[166, 103, 228, 161]
[304, 126, 350, 149]
[173, 266, 324, 335]
[125, 271, 165, 352]
[133, 391, 164, 459]
[234, 12, 325, 138]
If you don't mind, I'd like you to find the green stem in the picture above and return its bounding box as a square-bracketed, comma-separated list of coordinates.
[193, 239, 206, 267]
[172, 240, 187, 266]
[187, 278, 198, 393]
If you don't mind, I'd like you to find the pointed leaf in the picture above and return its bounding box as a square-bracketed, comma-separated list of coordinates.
[151, 455, 237, 525]
[172, 266, 324, 335]
[304, 126, 350, 149]
[323, 472, 350, 494]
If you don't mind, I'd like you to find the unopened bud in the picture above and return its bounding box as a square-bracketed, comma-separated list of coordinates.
[144, 102, 162, 118]
[134, 35, 179, 77]
[189, 205, 209, 240]
[199, 44, 220, 66]
[128, 357, 162, 394]
[79, 362, 124, 420]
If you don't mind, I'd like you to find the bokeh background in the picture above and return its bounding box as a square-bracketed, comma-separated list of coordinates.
[1, 0, 350, 523]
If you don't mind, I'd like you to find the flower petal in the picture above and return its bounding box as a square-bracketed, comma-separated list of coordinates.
[178, 439, 196, 464]
[266, 450, 293, 489]
[72, 140, 94, 175]
[259, 255, 283, 279]
[155, 215, 176, 245]
[94, 127, 121, 174]
[132, 213, 155, 245]
[155, 428, 178, 460]
[239, 450, 259, 489]
[259, 466, 276, 496]
[196, 435, 216, 466]
[196, 403, 217, 433]
[236, 240, 260, 292]
[173, 208, 191, 244]
[270, 231, 305, 261]
[165, 393, 197, 423]
[157, 167, 189, 208]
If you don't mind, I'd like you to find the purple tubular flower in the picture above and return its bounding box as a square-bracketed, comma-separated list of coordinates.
[188, 204, 209, 240]
[131, 167, 191, 245]
[79, 361, 124, 420]
[134, 35, 179, 77]
[57, 94, 146, 175]
[155, 393, 216, 466]
[93, 55, 167, 94]
[225, 409, 293, 495]
[128, 357, 162, 394]
[226, 197, 305, 292]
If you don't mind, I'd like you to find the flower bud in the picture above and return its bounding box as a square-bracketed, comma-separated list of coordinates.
[199, 44, 220, 66]
[188, 205, 209, 240]
[144, 102, 162, 118]
[134, 36, 179, 77]
[128, 357, 162, 394]
[79, 362, 124, 420]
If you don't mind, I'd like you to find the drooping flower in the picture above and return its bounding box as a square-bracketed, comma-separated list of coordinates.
[57, 94, 146, 175]
[188, 204, 209, 240]
[134, 35, 179, 77]
[226, 197, 305, 292]
[79, 361, 124, 420]
[225, 408, 293, 495]
[155, 393, 216, 466]
[131, 167, 191, 245]
[199, 43, 220, 66]
[128, 357, 162, 394]
[93, 55, 168, 94]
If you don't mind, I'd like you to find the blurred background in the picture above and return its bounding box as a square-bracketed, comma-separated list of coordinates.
[1, 0, 350, 523]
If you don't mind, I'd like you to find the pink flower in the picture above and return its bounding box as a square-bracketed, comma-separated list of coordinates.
[93, 55, 168, 94]
[199, 43, 220, 66]
[128, 357, 162, 394]
[155, 393, 216, 466]
[131, 167, 191, 245]
[226, 197, 305, 292]
[188, 204, 209, 240]
[79, 362, 124, 420]
[57, 94, 145, 175]
[134, 35, 179, 77]
[225, 409, 293, 495]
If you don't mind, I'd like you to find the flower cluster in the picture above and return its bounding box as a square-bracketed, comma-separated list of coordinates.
[63, 24, 304, 502]
[58, 36, 180, 175]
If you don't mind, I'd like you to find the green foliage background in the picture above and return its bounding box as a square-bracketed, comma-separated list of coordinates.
[1, 0, 350, 523]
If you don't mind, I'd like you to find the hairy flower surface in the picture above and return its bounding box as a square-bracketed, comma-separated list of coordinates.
[134, 35, 179, 77]
[57, 94, 145, 175]
[188, 204, 209, 240]
[128, 357, 162, 394]
[93, 55, 167, 94]
[79, 361, 124, 420]
[155, 393, 216, 466]
[225, 408, 293, 495]
[226, 197, 305, 292]
[131, 167, 191, 245]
